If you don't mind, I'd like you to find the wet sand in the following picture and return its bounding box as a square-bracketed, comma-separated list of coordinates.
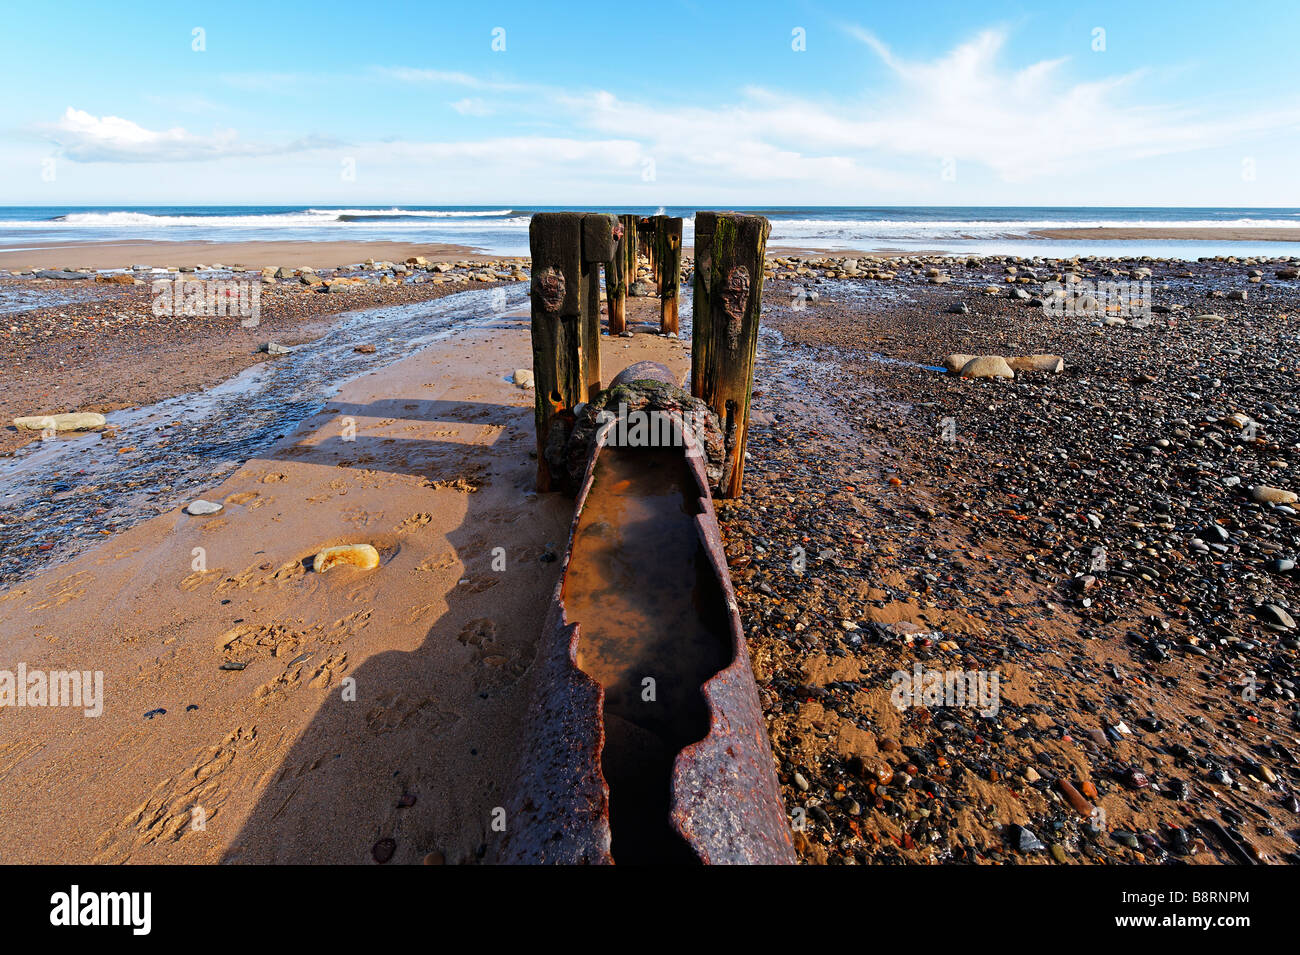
[0, 265, 523, 456]
[729, 252, 1300, 864]
[0, 240, 500, 272]
[0, 297, 689, 863]
[1032, 227, 1300, 242]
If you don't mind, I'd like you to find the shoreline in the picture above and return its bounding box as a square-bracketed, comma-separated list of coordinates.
[1031, 226, 1300, 242]
[0, 275, 507, 456]
[3, 229, 1299, 273]
[0, 239, 503, 271]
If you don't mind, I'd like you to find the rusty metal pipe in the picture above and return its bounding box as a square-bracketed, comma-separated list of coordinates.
[493, 363, 795, 864]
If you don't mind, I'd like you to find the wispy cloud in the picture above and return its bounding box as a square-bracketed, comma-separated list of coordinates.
[44, 108, 333, 163]
[835, 26, 1300, 179]
[32, 27, 1300, 199]
[374, 66, 525, 92]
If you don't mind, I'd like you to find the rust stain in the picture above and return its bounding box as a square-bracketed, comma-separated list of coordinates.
[722, 265, 750, 350]
[533, 267, 566, 313]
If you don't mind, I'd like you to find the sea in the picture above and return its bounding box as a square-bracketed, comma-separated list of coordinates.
[2, 206, 1299, 260]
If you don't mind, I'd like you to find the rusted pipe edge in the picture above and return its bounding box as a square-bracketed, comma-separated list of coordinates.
[493, 367, 795, 864]
[668, 417, 796, 863]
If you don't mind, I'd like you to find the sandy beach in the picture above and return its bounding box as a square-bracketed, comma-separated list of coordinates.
[1032, 227, 1300, 242]
[0, 296, 688, 863]
[2, 244, 1298, 867]
[0, 240, 505, 272]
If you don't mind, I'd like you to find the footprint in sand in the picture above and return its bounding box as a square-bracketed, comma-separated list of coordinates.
[405, 603, 441, 624]
[29, 571, 93, 611]
[393, 513, 434, 534]
[217, 566, 260, 592]
[341, 505, 381, 527]
[457, 618, 497, 647]
[416, 552, 458, 573]
[93, 725, 260, 863]
[365, 693, 458, 735]
[457, 618, 533, 690]
[323, 609, 372, 643]
[215, 623, 312, 663]
[308, 653, 349, 689]
[452, 575, 500, 596]
[180, 569, 224, 592]
[225, 491, 266, 508]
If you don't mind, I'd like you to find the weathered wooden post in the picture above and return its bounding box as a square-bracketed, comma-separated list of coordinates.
[622, 214, 637, 287]
[651, 215, 663, 289]
[580, 213, 618, 398]
[657, 217, 683, 334]
[530, 212, 586, 492]
[605, 217, 628, 336]
[638, 217, 655, 277]
[691, 212, 770, 498]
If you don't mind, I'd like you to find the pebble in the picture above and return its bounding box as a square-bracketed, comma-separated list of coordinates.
[313, 543, 380, 572]
[1251, 485, 1298, 505]
[372, 838, 397, 863]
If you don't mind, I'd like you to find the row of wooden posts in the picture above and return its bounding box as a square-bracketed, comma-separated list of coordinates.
[529, 211, 769, 498]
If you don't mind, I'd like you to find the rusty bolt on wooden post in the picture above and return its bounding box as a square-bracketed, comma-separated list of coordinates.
[605, 216, 628, 335]
[529, 212, 588, 492]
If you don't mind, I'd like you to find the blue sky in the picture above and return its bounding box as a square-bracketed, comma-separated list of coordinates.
[2, 0, 1298, 205]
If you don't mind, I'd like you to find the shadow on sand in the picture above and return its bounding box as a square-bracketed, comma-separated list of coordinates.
[219, 394, 571, 864]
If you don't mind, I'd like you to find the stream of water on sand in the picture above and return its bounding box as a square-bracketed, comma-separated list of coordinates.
[0, 284, 530, 588]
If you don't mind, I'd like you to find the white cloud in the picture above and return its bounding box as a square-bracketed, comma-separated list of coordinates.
[553, 27, 1300, 188]
[834, 26, 1300, 180]
[49, 108, 261, 162]
[29, 27, 1300, 202]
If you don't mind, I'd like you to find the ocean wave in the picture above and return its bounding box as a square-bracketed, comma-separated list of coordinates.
[22, 208, 518, 228]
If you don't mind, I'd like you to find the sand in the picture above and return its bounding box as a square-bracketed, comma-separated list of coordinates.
[1030, 227, 1300, 242]
[0, 240, 516, 272]
[0, 303, 689, 864]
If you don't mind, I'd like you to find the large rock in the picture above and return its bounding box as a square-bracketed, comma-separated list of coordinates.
[959, 356, 1015, 379]
[1007, 354, 1064, 374]
[13, 412, 107, 432]
[313, 543, 380, 573]
[943, 353, 977, 374]
[35, 270, 90, 280]
[1251, 485, 1298, 505]
[560, 372, 727, 496]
